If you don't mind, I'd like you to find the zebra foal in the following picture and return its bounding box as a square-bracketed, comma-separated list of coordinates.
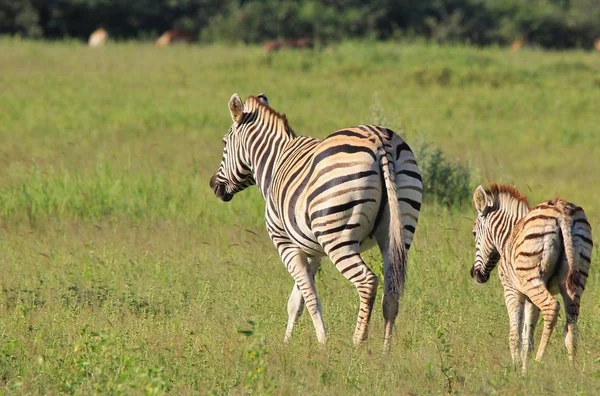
[470, 184, 593, 371]
[209, 94, 422, 349]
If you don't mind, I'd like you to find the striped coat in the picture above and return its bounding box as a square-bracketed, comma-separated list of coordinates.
[210, 94, 422, 349]
[471, 184, 593, 371]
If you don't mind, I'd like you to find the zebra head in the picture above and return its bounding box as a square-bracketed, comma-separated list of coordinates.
[470, 185, 501, 283]
[209, 93, 270, 201]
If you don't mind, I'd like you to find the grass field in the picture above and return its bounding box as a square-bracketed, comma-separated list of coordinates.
[0, 38, 599, 394]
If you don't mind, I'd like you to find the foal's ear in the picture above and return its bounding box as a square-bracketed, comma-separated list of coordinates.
[473, 185, 493, 215]
[228, 93, 244, 123]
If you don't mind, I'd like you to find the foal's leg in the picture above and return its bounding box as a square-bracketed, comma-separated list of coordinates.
[528, 286, 560, 362]
[284, 257, 322, 343]
[520, 299, 540, 372]
[504, 286, 525, 369]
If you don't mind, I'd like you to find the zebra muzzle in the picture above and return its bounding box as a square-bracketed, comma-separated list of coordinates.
[471, 265, 490, 283]
[209, 175, 233, 202]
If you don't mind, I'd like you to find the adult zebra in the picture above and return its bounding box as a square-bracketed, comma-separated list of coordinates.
[210, 93, 422, 349]
[471, 184, 593, 372]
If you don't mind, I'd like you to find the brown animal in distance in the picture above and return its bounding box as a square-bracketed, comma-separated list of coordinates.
[594, 38, 600, 52]
[511, 38, 527, 52]
[262, 40, 283, 53]
[290, 38, 314, 49]
[88, 28, 108, 48]
[156, 30, 193, 46]
[263, 38, 314, 53]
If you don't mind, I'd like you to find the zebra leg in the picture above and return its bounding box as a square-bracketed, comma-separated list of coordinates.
[282, 249, 327, 344]
[520, 299, 540, 372]
[284, 257, 321, 343]
[329, 245, 378, 346]
[503, 286, 525, 369]
[527, 286, 560, 362]
[559, 284, 580, 363]
[284, 285, 303, 343]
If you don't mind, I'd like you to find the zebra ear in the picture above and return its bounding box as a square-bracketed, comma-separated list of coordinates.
[473, 185, 491, 214]
[228, 93, 244, 123]
[257, 93, 269, 106]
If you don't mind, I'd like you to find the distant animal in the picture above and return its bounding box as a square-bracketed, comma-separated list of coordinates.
[209, 94, 422, 350]
[156, 30, 193, 46]
[88, 28, 108, 48]
[290, 38, 314, 49]
[471, 184, 592, 372]
[262, 38, 314, 53]
[511, 38, 527, 52]
[262, 40, 283, 53]
[594, 38, 600, 52]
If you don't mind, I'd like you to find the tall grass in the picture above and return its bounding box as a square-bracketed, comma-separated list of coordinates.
[1, 163, 200, 224]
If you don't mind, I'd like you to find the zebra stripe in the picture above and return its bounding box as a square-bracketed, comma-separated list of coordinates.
[210, 94, 422, 349]
[471, 184, 593, 372]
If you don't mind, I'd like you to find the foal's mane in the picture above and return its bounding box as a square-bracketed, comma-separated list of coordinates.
[488, 183, 530, 207]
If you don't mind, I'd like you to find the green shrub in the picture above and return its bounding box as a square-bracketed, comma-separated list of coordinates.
[202, 0, 375, 44]
[413, 139, 472, 208]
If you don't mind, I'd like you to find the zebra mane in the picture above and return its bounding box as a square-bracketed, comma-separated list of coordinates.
[487, 184, 530, 208]
[245, 96, 296, 137]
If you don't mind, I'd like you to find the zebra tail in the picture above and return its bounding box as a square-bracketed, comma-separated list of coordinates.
[379, 146, 407, 297]
[559, 214, 578, 299]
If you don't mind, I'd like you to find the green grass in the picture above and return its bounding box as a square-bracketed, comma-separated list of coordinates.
[0, 39, 599, 394]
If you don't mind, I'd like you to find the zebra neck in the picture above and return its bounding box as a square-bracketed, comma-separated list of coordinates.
[247, 129, 293, 199]
[494, 203, 529, 251]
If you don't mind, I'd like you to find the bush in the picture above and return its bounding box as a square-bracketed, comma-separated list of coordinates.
[0, 0, 43, 38]
[493, 0, 600, 48]
[1, 0, 226, 40]
[413, 139, 472, 208]
[202, 0, 376, 44]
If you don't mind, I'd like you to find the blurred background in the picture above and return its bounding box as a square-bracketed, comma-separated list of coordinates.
[2, 0, 600, 49]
